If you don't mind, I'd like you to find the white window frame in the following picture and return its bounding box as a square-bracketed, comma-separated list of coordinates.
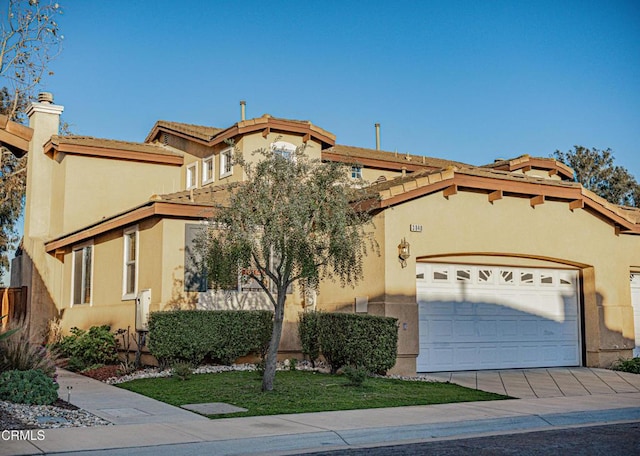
[186, 162, 198, 189]
[202, 155, 215, 185]
[71, 242, 93, 306]
[122, 226, 139, 300]
[351, 165, 363, 179]
[270, 141, 297, 161]
[220, 147, 233, 178]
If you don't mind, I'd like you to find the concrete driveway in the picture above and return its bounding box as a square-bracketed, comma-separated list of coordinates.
[421, 367, 640, 398]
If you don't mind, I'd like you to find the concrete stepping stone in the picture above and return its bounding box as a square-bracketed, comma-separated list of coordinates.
[182, 402, 248, 415]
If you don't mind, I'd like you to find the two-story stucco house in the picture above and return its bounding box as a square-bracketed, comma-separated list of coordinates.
[2, 93, 640, 375]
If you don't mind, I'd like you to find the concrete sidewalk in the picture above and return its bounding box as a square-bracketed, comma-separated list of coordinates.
[2, 368, 640, 455]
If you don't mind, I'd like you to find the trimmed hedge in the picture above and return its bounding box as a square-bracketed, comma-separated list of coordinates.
[299, 311, 398, 374]
[148, 310, 273, 367]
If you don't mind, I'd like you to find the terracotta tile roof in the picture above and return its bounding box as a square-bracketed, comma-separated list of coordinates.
[150, 120, 223, 142]
[324, 144, 471, 169]
[49, 135, 184, 158]
[158, 184, 230, 205]
[482, 154, 574, 179]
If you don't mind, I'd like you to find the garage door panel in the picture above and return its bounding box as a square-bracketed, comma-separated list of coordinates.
[417, 263, 581, 372]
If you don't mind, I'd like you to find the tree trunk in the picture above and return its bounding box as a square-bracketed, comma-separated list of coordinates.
[262, 292, 286, 392]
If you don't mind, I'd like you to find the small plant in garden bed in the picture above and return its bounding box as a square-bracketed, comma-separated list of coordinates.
[51, 325, 118, 372]
[0, 369, 59, 405]
[612, 357, 640, 374]
[342, 365, 368, 387]
[171, 362, 193, 381]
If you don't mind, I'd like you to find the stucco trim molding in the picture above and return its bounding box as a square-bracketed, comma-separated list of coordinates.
[45, 201, 214, 255]
[375, 169, 640, 234]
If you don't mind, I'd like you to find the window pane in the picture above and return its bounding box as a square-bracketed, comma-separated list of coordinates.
[83, 247, 92, 304]
[73, 249, 83, 304]
[127, 233, 136, 261]
[126, 263, 135, 295]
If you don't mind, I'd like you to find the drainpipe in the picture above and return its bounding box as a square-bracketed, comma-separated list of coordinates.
[240, 100, 246, 121]
[375, 123, 380, 150]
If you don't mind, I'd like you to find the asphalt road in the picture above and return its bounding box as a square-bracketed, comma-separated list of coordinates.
[295, 422, 640, 456]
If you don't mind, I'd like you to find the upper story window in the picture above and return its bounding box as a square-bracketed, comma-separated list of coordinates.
[186, 162, 198, 189]
[220, 147, 233, 178]
[122, 226, 139, 300]
[351, 166, 363, 179]
[202, 155, 215, 185]
[271, 141, 297, 161]
[72, 243, 93, 306]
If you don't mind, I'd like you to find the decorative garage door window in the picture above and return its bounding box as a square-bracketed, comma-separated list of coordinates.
[416, 263, 580, 372]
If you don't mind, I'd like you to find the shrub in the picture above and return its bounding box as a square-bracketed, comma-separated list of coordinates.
[148, 310, 273, 367]
[0, 320, 57, 378]
[171, 362, 193, 381]
[300, 311, 398, 375]
[298, 311, 321, 366]
[0, 369, 59, 405]
[51, 325, 118, 371]
[342, 365, 368, 387]
[612, 357, 640, 374]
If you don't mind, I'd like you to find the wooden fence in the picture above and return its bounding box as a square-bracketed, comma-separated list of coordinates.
[1, 286, 27, 330]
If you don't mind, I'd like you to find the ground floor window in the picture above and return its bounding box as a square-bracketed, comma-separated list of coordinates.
[123, 226, 138, 299]
[72, 244, 93, 305]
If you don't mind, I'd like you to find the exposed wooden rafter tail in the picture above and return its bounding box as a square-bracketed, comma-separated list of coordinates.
[488, 190, 503, 203]
[530, 195, 545, 207]
[443, 184, 458, 199]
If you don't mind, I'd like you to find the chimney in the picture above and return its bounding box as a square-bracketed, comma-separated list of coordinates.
[375, 123, 380, 150]
[24, 92, 64, 239]
[240, 100, 246, 121]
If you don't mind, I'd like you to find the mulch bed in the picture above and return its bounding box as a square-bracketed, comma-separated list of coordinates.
[79, 365, 121, 382]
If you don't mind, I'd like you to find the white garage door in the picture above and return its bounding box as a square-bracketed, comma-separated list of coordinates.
[631, 274, 640, 357]
[417, 263, 581, 372]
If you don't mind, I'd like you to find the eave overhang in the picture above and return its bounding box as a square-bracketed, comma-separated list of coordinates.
[43, 139, 184, 166]
[0, 114, 34, 157]
[368, 168, 640, 234]
[322, 151, 432, 172]
[488, 156, 574, 180]
[148, 116, 336, 150]
[45, 200, 214, 256]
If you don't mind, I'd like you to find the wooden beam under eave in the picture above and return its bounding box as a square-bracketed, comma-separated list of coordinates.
[548, 169, 558, 177]
[488, 190, 503, 203]
[530, 195, 545, 207]
[569, 199, 584, 211]
[443, 184, 458, 198]
[262, 127, 270, 138]
[302, 133, 311, 143]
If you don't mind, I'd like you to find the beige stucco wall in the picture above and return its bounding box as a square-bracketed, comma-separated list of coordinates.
[379, 189, 638, 372]
[49, 155, 181, 234]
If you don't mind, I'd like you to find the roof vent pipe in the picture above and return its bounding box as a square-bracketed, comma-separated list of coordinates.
[240, 100, 246, 121]
[375, 123, 380, 150]
[38, 92, 54, 104]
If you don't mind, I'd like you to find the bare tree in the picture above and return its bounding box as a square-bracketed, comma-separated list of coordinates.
[0, 0, 63, 279]
[0, 0, 63, 119]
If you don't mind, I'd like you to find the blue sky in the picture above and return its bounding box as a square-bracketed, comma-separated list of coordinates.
[2, 1, 639, 285]
[42, 0, 640, 177]
[36, 0, 640, 176]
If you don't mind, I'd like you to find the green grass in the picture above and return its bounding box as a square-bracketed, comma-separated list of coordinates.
[117, 370, 509, 419]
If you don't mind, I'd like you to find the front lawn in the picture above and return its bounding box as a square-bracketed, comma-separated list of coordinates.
[117, 370, 509, 418]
